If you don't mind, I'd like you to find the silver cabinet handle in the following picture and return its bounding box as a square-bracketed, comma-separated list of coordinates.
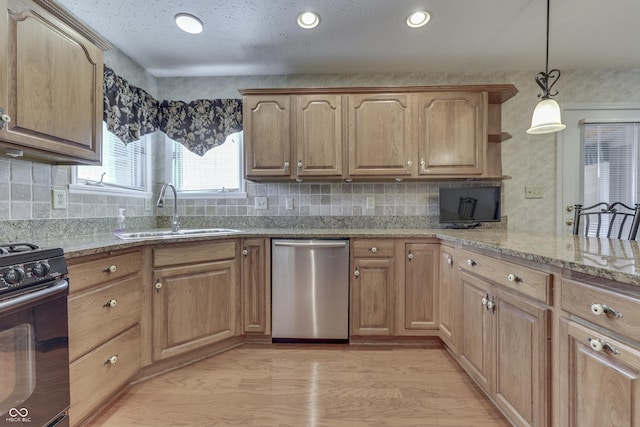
[589, 303, 623, 318]
[407, 252, 413, 260]
[0, 109, 11, 129]
[507, 273, 522, 283]
[242, 249, 248, 256]
[420, 158, 426, 171]
[104, 265, 117, 273]
[155, 280, 163, 292]
[588, 337, 620, 355]
[447, 256, 454, 265]
[104, 299, 118, 308]
[106, 355, 118, 365]
[407, 160, 413, 168]
[370, 247, 378, 253]
[354, 268, 360, 278]
[297, 160, 303, 175]
[466, 259, 476, 266]
[284, 160, 290, 171]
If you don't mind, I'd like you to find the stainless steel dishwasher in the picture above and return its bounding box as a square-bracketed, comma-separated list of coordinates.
[271, 239, 349, 341]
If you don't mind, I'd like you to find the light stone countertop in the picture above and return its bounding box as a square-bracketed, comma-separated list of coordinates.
[35, 228, 640, 287]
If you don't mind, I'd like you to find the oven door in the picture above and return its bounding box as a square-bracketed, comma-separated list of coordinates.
[0, 280, 70, 427]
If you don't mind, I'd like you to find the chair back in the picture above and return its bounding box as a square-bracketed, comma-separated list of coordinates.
[573, 202, 640, 239]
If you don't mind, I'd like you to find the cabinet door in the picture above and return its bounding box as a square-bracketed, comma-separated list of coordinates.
[350, 258, 395, 335]
[244, 95, 291, 177]
[294, 94, 344, 178]
[0, 0, 103, 164]
[347, 93, 414, 177]
[241, 238, 270, 335]
[494, 288, 550, 427]
[560, 319, 640, 427]
[417, 92, 486, 175]
[439, 244, 457, 352]
[459, 272, 492, 393]
[153, 260, 237, 360]
[397, 242, 439, 335]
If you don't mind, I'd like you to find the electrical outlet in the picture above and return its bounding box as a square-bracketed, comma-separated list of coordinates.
[525, 186, 544, 199]
[366, 196, 376, 210]
[52, 189, 67, 209]
[255, 196, 268, 210]
[144, 198, 152, 211]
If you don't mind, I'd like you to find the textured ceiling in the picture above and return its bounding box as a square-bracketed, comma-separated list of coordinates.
[55, 0, 640, 77]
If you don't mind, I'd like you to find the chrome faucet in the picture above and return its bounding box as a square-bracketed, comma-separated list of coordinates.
[156, 183, 180, 232]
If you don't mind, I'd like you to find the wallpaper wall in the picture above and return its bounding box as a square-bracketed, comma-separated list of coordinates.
[2, 45, 640, 236]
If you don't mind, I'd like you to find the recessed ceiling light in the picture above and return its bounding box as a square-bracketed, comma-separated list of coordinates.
[406, 10, 431, 28]
[175, 13, 204, 34]
[297, 11, 320, 29]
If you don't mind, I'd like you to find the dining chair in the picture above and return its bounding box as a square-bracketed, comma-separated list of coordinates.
[572, 202, 640, 239]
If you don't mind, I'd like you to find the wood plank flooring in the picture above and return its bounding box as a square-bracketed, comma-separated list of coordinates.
[90, 344, 510, 427]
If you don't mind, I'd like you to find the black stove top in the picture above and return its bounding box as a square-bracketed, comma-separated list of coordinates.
[0, 243, 67, 295]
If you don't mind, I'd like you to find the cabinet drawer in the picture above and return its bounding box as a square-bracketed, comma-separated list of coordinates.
[352, 240, 395, 258]
[69, 324, 141, 425]
[68, 250, 141, 293]
[154, 240, 237, 267]
[562, 278, 640, 341]
[68, 276, 141, 361]
[458, 248, 551, 304]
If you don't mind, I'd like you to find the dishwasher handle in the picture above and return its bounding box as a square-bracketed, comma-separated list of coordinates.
[273, 240, 348, 249]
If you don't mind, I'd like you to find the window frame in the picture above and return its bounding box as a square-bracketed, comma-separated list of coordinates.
[71, 126, 153, 198]
[162, 132, 247, 200]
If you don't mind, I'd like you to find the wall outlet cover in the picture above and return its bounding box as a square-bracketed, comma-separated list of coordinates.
[144, 198, 152, 211]
[52, 189, 67, 209]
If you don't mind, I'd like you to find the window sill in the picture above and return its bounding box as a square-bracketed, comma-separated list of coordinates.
[69, 184, 152, 198]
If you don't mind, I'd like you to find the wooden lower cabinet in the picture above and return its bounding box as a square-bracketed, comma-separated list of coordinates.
[67, 249, 143, 426]
[152, 259, 238, 360]
[350, 239, 396, 336]
[241, 238, 270, 335]
[459, 269, 550, 427]
[397, 241, 439, 335]
[438, 243, 458, 352]
[560, 319, 640, 427]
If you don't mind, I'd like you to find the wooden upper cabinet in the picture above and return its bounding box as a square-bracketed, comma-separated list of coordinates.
[0, 0, 105, 164]
[293, 94, 344, 178]
[243, 95, 291, 177]
[418, 92, 486, 176]
[347, 93, 414, 177]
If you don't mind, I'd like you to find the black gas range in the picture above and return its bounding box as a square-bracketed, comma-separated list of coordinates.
[0, 242, 70, 427]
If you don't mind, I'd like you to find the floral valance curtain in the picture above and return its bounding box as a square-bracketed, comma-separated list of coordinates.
[103, 65, 243, 156]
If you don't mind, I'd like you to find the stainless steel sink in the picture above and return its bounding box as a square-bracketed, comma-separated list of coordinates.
[115, 228, 243, 240]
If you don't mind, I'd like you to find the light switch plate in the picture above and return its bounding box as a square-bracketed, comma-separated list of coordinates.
[366, 196, 376, 210]
[52, 189, 67, 209]
[255, 196, 268, 210]
[525, 186, 544, 199]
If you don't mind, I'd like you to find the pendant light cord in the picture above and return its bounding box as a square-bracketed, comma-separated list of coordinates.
[545, 0, 550, 76]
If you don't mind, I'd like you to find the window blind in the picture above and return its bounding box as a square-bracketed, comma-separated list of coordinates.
[581, 122, 640, 235]
[77, 126, 147, 191]
[172, 132, 242, 192]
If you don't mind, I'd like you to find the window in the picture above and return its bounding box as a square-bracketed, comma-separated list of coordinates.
[75, 124, 149, 192]
[582, 122, 639, 206]
[580, 121, 640, 235]
[168, 132, 244, 195]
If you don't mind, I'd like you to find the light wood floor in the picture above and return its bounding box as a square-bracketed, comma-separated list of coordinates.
[90, 344, 510, 427]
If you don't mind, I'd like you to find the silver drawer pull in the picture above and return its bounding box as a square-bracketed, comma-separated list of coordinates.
[588, 338, 620, 355]
[466, 259, 476, 266]
[106, 355, 118, 365]
[589, 303, 623, 319]
[370, 247, 378, 253]
[104, 265, 117, 273]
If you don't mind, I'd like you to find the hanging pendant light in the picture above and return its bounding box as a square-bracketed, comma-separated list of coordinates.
[527, 0, 566, 135]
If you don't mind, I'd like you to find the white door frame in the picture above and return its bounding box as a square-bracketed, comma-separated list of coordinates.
[556, 103, 640, 234]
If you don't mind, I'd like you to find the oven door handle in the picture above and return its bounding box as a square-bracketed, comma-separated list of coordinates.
[0, 279, 69, 314]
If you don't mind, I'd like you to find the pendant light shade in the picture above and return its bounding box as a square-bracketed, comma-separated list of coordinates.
[528, 0, 565, 135]
[527, 98, 566, 134]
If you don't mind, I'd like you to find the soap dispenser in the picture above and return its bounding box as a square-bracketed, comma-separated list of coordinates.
[115, 208, 126, 233]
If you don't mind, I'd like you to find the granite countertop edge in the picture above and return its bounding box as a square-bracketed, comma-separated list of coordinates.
[37, 228, 640, 287]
